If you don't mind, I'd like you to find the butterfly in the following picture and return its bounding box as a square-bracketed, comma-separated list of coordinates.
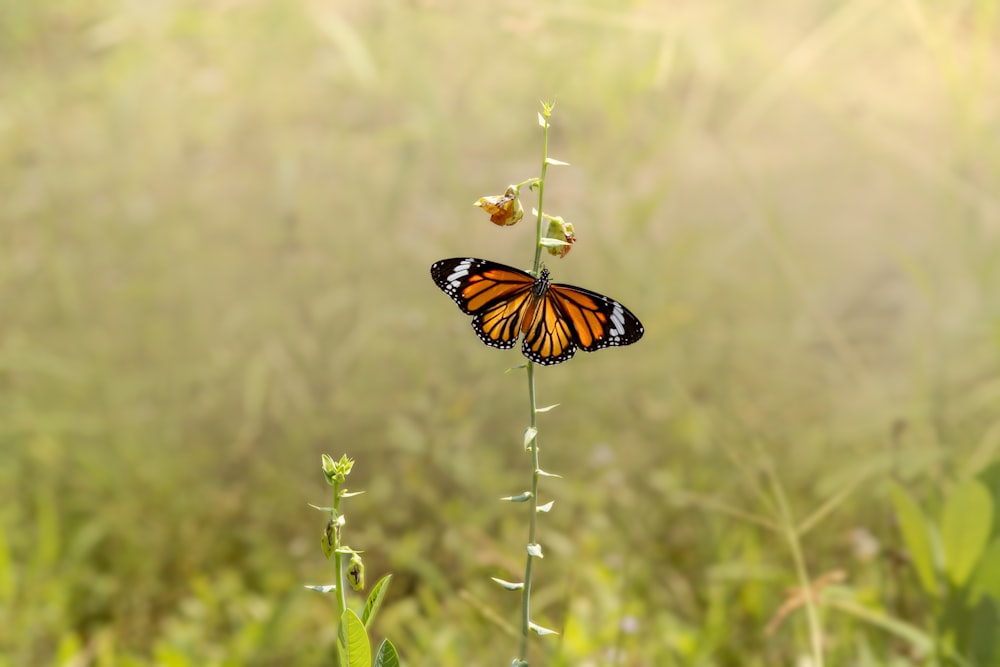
[430, 257, 644, 365]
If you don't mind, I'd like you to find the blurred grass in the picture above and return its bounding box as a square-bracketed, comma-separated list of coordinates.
[2, 0, 1000, 664]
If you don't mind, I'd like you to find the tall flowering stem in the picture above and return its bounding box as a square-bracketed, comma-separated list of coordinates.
[518, 102, 557, 665]
[476, 103, 565, 666]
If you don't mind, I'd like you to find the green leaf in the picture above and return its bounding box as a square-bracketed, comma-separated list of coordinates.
[491, 577, 524, 590]
[971, 538, 1000, 603]
[977, 460, 1000, 536]
[308, 504, 335, 512]
[888, 481, 937, 594]
[824, 592, 933, 653]
[964, 596, 1000, 666]
[362, 574, 392, 627]
[303, 584, 336, 593]
[374, 639, 400, 667]
[538, 237, 570, 247]
[941, 479, 993, 586]
[526, 543, 543, 558]
[537, 501, 554, 512]
[528, 621, 559, 635]
[337, 609, 371, 667]
[0, 519, 11, 603]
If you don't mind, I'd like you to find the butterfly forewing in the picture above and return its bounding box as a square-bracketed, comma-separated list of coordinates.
[430, 258, 535, 314]
[431, 258, 536, 349]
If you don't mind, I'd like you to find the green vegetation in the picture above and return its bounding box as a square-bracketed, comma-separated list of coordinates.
[3, 1, 1000, 665]
[308, 454, 399, 667]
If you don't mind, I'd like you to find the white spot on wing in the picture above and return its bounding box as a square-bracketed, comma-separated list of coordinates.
[444, 258, 477, 292]
[447, 268, 469, 283]
[610, 304, 625, 336]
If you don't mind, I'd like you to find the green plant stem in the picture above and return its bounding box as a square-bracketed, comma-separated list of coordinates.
[332, 483, 347, 617]
[519, 361, 540, 661]
[531, 113, 551, 275]
[519, 105, 552, 665]
[768, 467, 824, 667]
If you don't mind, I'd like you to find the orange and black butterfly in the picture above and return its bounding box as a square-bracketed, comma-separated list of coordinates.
[430, 257, 644, 365]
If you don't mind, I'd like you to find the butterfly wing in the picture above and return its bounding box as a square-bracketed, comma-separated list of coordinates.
[431, 258, 645, 364]
[521, 291, 578, 365]
[546, 283, 644, 352]
[430, 258, 536, 350]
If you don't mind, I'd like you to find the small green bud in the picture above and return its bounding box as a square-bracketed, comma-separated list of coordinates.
[323, 454, 355, 485]
[321, 519, 336, 559]
[322, 454, 337, 486]
[336, 455, 355, 483]
[347, 552, 365, 591]
[544, 216, 575, 258]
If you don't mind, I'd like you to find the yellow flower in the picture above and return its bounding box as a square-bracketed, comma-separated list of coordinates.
[473, 185, 523, 226]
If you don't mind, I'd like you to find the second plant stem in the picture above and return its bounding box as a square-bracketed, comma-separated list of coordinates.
[333, 483, 347, 617]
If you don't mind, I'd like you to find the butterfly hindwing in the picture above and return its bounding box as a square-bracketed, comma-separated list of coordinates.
[472, 289, 532, 349]
[521, 291, 577, 365]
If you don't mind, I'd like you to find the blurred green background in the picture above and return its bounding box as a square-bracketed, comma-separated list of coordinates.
[3, 0, 1000, 665]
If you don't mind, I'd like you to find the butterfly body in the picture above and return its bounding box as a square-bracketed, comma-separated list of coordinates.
[430, 257, 644, 365]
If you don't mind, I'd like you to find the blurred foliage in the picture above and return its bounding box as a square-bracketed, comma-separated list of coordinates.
[2, 0, 1000, 665]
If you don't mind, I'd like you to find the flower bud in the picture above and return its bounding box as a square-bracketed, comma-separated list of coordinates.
[544, 216, 576, 258]
[347, 552, 365, 591]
